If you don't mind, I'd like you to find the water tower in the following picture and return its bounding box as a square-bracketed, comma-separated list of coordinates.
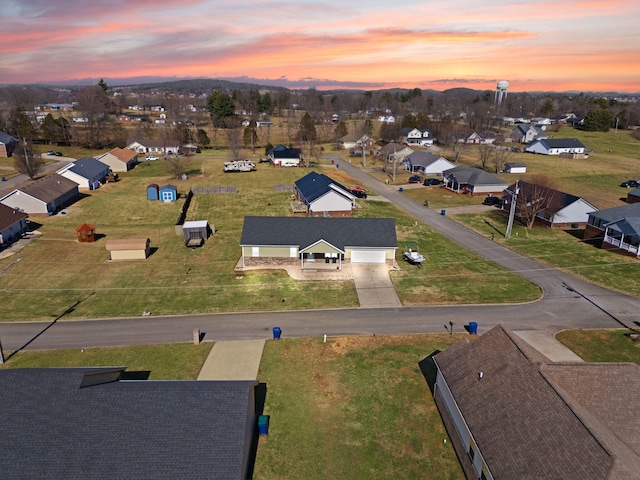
[495, 80, 509, 105]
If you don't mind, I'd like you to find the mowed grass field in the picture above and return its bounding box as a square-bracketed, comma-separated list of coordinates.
[0, 152, 539, 321]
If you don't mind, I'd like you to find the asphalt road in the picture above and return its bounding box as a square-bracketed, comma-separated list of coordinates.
[1, 157, 638, 352]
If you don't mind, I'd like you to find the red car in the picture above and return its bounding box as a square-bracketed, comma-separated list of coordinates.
[347, 187, 367, 198]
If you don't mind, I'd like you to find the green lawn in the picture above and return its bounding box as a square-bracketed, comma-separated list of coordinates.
[254, 334, 465, 480]
[556, 328, 640, 364]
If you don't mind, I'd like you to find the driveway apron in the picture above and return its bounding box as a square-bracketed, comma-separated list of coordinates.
[198, 339, 266, 380]
[351, 264, 403, 308]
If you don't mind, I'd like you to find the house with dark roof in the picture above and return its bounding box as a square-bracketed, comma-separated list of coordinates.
[584, 203, 640, 256]
[403, 151, 455, 175]
[503, 181, 597, 228]
[239, 216, 397, 269]
[442, 166, 507, 195]
[96, 147, 138, 172]
[627, 187, 640, 204]
[0, 367, 260, 479]
[525, 138, 586, 156]
[0, 202, 28, 246]
[376, 142, 414, 164]
[432, 325, 640, 480]
[294, 172, 355, 217]
[268, 144, 301, 167]
[0, 174, 79, 214]
[0, 131, 19, 157]
[510, 124, 547, 144]
[57, 157, 110, 190]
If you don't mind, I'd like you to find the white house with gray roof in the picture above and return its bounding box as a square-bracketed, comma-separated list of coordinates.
[57, 157, 110, 190]
[403, 151, 454, 175]
[525, 138, 585, 155]
[585, 203, 640, 256]
[442, 166, 508, 195]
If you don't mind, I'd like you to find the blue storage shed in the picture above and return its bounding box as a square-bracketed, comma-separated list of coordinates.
[147, 183, 159, 201]
[159, 184, 178, 202]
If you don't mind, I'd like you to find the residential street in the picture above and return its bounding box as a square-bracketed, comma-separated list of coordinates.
[0, 158, 638, 352]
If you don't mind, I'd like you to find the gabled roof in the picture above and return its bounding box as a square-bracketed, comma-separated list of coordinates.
[443, 166, 507, 187]
[0, 131, 19, 145]
[269, 144, 300, 159]
[0, 202, 28, 230]
[377, 142, 412, 156]
[530, 138, 585, 149]
[588, 203, 640, 223]
[103, 147, 138, 163]
[404, 151, 448, 167]
[294, 172, 352, 204]
[0, 367, 257, 479]
[433, 325, 640, 479]
[505, 181, 597, 216]
[7, 174, 78, 203]
[604, 216, 640, 237]
[240, 216, 397, 249]
[59, 157, 110, 178]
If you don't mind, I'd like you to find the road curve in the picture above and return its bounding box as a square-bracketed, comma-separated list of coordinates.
[0, 158, 638, 351]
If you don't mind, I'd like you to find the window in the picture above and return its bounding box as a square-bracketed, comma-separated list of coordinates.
[468, 444, 475, 461]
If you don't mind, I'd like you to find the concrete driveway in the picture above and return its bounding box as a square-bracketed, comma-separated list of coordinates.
[351, 264, 402, 308]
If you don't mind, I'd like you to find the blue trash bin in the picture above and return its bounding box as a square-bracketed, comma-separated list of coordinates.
[441, 209, 446, 216]
[258, 415, 269, 435]
[272, 326, 282, 339]
[469, 322, 478, 334]
[399, 187, 403, 192]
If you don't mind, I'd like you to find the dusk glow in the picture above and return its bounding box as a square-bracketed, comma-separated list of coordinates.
[2, 0, 639, 92]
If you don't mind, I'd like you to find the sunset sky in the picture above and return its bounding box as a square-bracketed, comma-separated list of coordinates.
[2, 0, 639, 92]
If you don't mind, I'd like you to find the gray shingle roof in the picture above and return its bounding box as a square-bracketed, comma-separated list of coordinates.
[433, 325, 640, 479]
[0, 368, 257, 479]
[67, 157, 110, 178]
[240, 216, 397, 249]
[0, 202, 28, 230]
[14, 174, 79, 202]
[533, 138, 585, 149]
[588, 203, 640, 223]
[443, 166, 507, 187]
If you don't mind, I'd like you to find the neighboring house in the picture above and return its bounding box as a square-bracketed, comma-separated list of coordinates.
[510, 124, 547, 144]
[503, 181, 597, 228]
[0, 174, 79, 214]
[401, 128, 434, 147]
[158, 184, 178, 202]
[338, 133, 376, 151]
[268, 144, 301, 167]
[432, 324, 640, 480]
[503, 162, 527, 174]
[442, 166, 508, 195]
[0, 202, 28, 246]
[106, 238, 151, 260]
[525, 138, 585, 155]
[531, 117, 552, 126]
[0, 131, 19, 157]
[239, 216, 397, 270]
[403, 151, 455, 175]
[96, 147, 138, 172]
[376, 143, 413, 164]
[294, 171, 356, 217]
[57, 157, 111, 190]
[0, 367, 259, 479]
[127, 138, 181, 155]
[584, 203, 640, 257]
[464, 131, 496, 144]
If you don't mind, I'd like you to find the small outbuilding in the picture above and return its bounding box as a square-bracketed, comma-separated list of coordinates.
[182, 220, 212, 247]
[504, 162, 527, 174]
[106, 238, 150, 260]
[75, 223, 96, 243]
[147, 184, 160, 201]
[159, 184, 178, 202]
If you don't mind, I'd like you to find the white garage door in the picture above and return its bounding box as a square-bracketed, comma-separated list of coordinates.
[351, 249, 386, 263]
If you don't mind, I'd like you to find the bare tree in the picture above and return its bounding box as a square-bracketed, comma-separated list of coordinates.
[226, 127, 244, 160]
[511, 177, 558, 228]
[478, 144, 493, 170]
[13, 138, 45, 179]
[491, 147, 513, 174]
[449, 142, 467, 163]
[166, 152, 187, 179]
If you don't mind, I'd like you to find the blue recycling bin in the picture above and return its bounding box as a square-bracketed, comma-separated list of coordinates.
[272, 326, 282, 339]
[399, 187, 403, 192]
[258, 415, 269, 435]
[469, 322, 478, 334]
[441, 209, 446, 216]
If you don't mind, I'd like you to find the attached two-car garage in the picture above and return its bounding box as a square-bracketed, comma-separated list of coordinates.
[350, 249, 387, 264]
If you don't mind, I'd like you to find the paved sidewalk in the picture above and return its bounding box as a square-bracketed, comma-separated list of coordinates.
[352, 264, 403, 308]
[514, 330, 584, 362]
[197, 339, 266, 380]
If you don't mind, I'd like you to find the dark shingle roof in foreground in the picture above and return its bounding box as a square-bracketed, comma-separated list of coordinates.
[434, 325, 640, 479]
[0, 368, 257, 479]
[240, 216, 397, 249]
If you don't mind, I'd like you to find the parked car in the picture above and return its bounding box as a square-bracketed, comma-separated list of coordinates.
[46, 150, 54, 155]
[146, 155, 159, 161]
[259, 157, 271, 163]
[620, 179, 639, 188]
[408, 175, 422, 183]
[423, 177, 443, 186]
[482, 195, 502, 206]
[347, 187, 367, 198]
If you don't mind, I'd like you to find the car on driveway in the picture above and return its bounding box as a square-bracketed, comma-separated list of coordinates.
[146, 155, 159, 161]
[408, 175, 422, 183]
[482, 195, 502, 206]
[259, 157, 271, 163]
[55, 151, 63, 156]
[620, 179, 639, 188]
[423, 177, 443, 186]
[46, 150, 54, 155]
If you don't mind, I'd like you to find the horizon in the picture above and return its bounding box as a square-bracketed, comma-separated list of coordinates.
[2, 1, 639, 93]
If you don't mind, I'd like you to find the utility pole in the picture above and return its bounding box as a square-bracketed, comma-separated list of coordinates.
[361, 136, 367, 167]
[505, 181, 519, 239]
